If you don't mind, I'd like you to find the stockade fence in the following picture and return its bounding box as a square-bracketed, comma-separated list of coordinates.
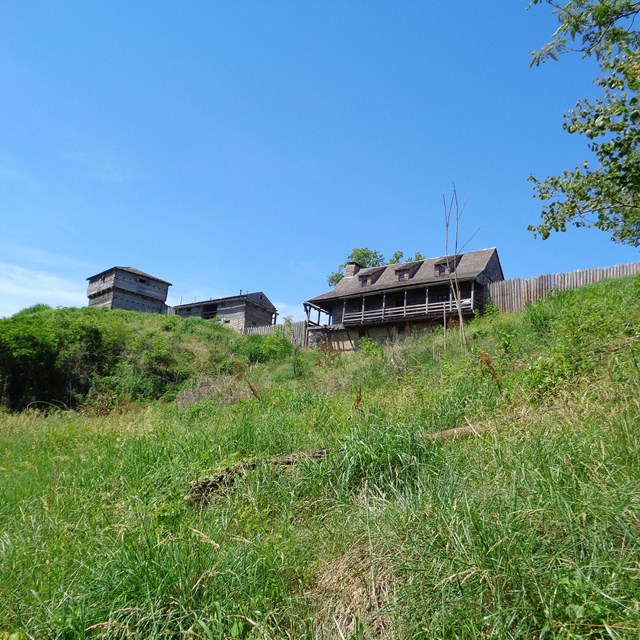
[243, 320, 309, 346]
[487, 262, 640, 313]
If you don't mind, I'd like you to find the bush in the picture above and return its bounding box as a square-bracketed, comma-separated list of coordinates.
[0, 307, 236, 410]
[231, 330, 294, 364]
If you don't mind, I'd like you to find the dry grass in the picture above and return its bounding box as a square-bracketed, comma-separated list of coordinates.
[311, 546, 397, 639]
[175, 375, 253, 408]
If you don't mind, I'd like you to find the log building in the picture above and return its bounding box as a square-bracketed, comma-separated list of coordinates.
[172, 292, 277, 332]
[86, 267, 171, 313]
[304, 247, 504, 351]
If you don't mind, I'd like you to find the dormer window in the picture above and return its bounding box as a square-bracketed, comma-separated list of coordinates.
[435, 256, 460, 276]
[435, 260, 457, 277]
[394, 261, 422, 282]
[359, 268, 384, 288]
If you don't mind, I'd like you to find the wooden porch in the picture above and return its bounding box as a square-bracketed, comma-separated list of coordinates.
[305, 281, 481, 328]
[342, 297, 475, 325]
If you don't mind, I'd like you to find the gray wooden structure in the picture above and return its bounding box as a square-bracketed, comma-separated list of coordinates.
[172, 292, 277, 332]
[87, 267, 171, 313]
[304, 248, 504, 351]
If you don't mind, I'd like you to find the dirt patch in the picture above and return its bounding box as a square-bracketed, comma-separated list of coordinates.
[175, 376, 253, 409]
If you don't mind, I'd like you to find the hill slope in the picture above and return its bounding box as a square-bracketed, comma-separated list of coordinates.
[1, 277, 639, 638]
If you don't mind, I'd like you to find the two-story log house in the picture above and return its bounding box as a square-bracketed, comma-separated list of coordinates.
[304, 247, 504, 351]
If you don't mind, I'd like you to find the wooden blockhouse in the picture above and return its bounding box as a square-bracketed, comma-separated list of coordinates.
[86, 267, 171, 313]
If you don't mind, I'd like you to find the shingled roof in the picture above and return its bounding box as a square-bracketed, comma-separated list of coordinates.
[173, 291, 276, 312]
[307, 247, 503, 305]
[87, 266, 172, 286]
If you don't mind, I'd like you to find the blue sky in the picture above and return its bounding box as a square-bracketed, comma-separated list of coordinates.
[1, 1, 638, 319]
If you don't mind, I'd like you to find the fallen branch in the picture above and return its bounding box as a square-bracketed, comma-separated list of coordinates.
[185, 449, 328, 502]
[185, 420, 511, 502]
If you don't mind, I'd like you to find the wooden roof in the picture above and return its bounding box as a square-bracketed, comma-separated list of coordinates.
[87, 266, 172, 286]
[173, 291, 277, 312]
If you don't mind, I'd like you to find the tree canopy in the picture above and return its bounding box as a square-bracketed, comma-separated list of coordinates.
[529, 0, 640, 247]
[327, 248, 426, 286]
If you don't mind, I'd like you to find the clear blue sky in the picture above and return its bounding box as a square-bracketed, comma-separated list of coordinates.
[1, 1, 638, 319]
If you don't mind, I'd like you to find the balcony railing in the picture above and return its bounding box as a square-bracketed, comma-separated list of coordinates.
[342, 298, 474, 325]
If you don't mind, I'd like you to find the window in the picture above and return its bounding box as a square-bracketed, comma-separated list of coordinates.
[360, 276, 370, 287]
[435, 262, 450, 276]
[396, 269, 409, 282]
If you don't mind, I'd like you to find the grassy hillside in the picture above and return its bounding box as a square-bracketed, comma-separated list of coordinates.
[0, 306, 294, 411]
[1, 277, 639, 639]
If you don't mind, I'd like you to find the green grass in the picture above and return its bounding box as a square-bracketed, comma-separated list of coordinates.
[1, 277, 639, 638]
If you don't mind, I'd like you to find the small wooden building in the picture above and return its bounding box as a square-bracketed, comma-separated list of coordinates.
[172, 292, 277, 332]
[86, 267, 172, 313]
[304, 247, 504, 351]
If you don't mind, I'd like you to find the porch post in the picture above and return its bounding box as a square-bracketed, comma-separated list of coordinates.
[471, 281, 475, 310]
[382, 292, 386, 319]
[403, 290, 407, 317]
[361, 296, 365, 323]
[425, 287, 429, 314]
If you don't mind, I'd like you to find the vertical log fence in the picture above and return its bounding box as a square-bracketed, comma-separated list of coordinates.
[487, 262, 640, 313]
[243, 320, 309, 346]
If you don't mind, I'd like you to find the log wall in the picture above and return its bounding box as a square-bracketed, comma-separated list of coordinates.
[243, 320, 309, 346]
[487, 262, 640, 313]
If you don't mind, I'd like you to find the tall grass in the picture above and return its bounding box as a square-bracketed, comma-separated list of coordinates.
[0, 277, 638, 638]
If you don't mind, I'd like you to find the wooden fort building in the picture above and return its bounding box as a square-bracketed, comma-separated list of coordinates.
[172, 292, 277, 332]
[304, 247, 504, 351]
[86, 267, 171, 313]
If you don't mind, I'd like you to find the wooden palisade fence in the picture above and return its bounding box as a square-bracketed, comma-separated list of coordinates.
[488, 262, 640, 313]
[243, 320, 309, 346]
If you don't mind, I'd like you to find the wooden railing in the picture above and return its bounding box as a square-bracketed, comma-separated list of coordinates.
[342, 298, 474, 324]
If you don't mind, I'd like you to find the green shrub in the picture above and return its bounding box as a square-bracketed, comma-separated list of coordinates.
[231, 330, 294, 364]
[0, 307, 235, 410]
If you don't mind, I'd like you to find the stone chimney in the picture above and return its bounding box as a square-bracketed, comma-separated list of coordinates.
[345, 262, 361, 277]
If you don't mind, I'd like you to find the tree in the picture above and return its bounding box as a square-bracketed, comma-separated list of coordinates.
[327, 248, 426, 286]
[327, 248, 385, 286]
[443, 186, 469, 349]
[387, 250, 426, 264]
[529, 0, 640, 247]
